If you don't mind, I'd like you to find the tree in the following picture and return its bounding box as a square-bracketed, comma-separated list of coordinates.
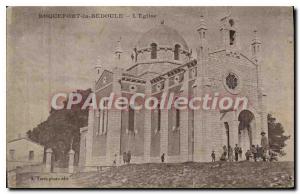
[268, 114, 290, 156]
[26, 88, 92, 167]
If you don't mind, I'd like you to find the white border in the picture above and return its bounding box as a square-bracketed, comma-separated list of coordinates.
[0, 0, 297, 6]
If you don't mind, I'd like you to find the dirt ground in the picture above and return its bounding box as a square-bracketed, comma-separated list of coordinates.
[14, 161, 294, 188]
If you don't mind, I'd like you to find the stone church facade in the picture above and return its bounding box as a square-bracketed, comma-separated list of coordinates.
[79, 13, 268, 170]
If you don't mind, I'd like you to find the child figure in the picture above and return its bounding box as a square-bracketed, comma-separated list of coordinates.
[113, 154, 117, 166]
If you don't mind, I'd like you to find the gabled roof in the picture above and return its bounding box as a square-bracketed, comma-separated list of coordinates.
[8, 137, 44, 147]
[209, 49, 257, 67]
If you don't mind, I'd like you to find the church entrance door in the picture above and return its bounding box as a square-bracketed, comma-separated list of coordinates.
[238, 110, 255, 159]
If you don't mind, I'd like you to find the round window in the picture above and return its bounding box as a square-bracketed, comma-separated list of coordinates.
[226, 73, 238, 90]
[223, 71, 242, 94]
[156, 83, 162, 90]
[174, 75, 180, 83]
[102, 77, 107, 84]
[129, 85, 137, 92]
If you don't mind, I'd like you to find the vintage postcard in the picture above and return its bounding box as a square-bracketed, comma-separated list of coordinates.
[6, 6, 294, 188]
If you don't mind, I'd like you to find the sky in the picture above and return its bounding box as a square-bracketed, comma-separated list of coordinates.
[7, 7, 294, 160]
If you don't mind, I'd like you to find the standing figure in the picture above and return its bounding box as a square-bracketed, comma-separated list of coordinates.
[251, 145, 257, 162]
[127, 150, 131, 164]
[223, 145, 228, 160]
[238, 147, 243, 160]
[123, 152, 127, 164]
[256, 144, 260, 160]
[211, 151, 216, 162]
[220, 152, 227, 161]
[161, 153, 165, 163]
[113, 154, 117, 166]
[234, 144, 239, 161]
[228, 146, 233, 162]
[245, 150, 251, 161]
[261, 131, 269, 152]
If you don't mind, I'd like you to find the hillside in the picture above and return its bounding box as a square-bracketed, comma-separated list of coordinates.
[15, 161, 294, 188]
[71, 161, 294, 188]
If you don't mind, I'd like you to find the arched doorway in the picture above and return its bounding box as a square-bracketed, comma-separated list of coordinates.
[238, 110, 255, 157]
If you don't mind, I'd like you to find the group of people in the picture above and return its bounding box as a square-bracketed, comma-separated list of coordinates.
[118, 132, 272, 164]
[122, 151, 132, 164]
[211, 132, 274, 162]
[212, 144, 243, 162]
[212, 144, 268, 162]
[244, 145, 277, 162]
[245, 145, 261, 162]
[244, 131, 273, 162]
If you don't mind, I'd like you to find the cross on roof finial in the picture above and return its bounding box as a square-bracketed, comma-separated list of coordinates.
[70, 137, 74, 150]
[252, 28, 261, 44]
[226, 6, 232, 16]
[253, 28, 258, 38]
[115, 37, 123, 54]
[200, 7, 207, 18]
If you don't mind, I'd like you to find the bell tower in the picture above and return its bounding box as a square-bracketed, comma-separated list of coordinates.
[194, 14, 210, 162]
[251, 29, 262, 63]
[114, 37, 123, 64]
[196, 15, 208, 62]
[250, 29, 268, 137]
[220, 12, 240, 51]
[94, 57, 102, 82]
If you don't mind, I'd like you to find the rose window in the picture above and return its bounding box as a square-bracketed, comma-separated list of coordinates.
[226, 73, 238, 90]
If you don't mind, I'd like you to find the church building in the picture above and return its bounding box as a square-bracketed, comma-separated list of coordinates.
[79, 13, 268, 170]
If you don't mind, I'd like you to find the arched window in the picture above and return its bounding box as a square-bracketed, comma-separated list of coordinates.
[229, 19, 235, 27]
[157, 103, 161, 132]
[175, 108, 180, 128]
[98, 109, 102, 134]
[29, 151, 34, 160]
[98, 100, 108, 135]
[103, 100, 108, 134]
[174, 44, 181, 60]
[151, 43, 157, 59]
[229, 30, 236, 45]
[128, 105, 135, 132]
[174, 96, 180, 129]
